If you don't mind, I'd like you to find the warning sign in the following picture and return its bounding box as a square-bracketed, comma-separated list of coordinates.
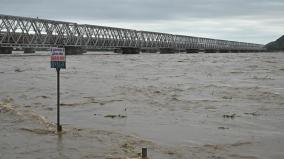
[50, 47, 66, 69]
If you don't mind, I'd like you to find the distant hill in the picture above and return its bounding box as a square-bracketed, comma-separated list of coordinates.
[266, 35, 284, 51]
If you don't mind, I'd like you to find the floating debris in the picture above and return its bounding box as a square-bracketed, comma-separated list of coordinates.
[14, 68, 24, 72]
[45, 107, 53, 111]
[104, 114, 117, 118]
[222, 96, 233, 99]
[60, 103, 77, 107]
[39, 95, 49, 99]
[223, 113, 236, 119]
[218, 127, 229, 130]
[19, 128, 55, 135]
[244, 112, 260, 116]
[153, 90, 161, 94]
[104, 114, 127, 119]
[121, 143, 135, 153]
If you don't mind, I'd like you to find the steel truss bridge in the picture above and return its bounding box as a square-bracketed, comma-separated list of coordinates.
[0, 14, 265, 54]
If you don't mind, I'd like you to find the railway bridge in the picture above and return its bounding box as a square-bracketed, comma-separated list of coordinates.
[0, 14, 265, 54]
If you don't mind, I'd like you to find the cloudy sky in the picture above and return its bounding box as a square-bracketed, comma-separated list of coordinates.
[1, 0, 283, 44]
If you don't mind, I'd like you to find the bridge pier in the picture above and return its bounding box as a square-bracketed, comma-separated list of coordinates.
[178, 49, 186, 53]
[231, 50, 240, 53]
[186, 49, 199, 53]
[24, 48, 35, 53]
[114, 47, 140, 54]
[159, 48, 176, 54]
[141, 48, 158, 53]
[219, 50, 230, 53]
[205, 49, 217, 53]
[0, 47, 13, 54]
[114, 48, 122, 53]
[64, 46, 85, 55]
[117, 47, 140, 54]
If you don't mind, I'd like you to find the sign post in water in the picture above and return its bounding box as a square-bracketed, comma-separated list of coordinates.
[50, 47, 66, 132]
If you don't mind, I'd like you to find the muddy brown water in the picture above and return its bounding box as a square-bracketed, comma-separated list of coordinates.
[0, 52, 284, 159]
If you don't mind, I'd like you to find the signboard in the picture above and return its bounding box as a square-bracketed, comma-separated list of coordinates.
[50, 47, 66, 69]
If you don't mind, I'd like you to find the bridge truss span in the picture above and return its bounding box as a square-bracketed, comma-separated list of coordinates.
[0, 14, 264, 52]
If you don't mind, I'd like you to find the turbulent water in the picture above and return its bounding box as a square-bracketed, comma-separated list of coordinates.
[0, 52, 284, 159]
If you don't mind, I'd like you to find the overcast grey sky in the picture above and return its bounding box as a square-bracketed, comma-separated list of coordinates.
[1, 0, 283, 44]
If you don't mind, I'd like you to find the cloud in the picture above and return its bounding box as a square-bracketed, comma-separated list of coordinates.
[0, 0, 283, 44]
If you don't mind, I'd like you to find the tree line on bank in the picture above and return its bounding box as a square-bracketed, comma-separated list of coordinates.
[266, 35, 284, 52]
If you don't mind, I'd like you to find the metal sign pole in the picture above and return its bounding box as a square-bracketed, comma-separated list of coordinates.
[57, 68, 62, 132]
[50, 47, 65, 133]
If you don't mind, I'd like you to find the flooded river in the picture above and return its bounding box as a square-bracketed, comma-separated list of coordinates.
[0, 52, 284, 159]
